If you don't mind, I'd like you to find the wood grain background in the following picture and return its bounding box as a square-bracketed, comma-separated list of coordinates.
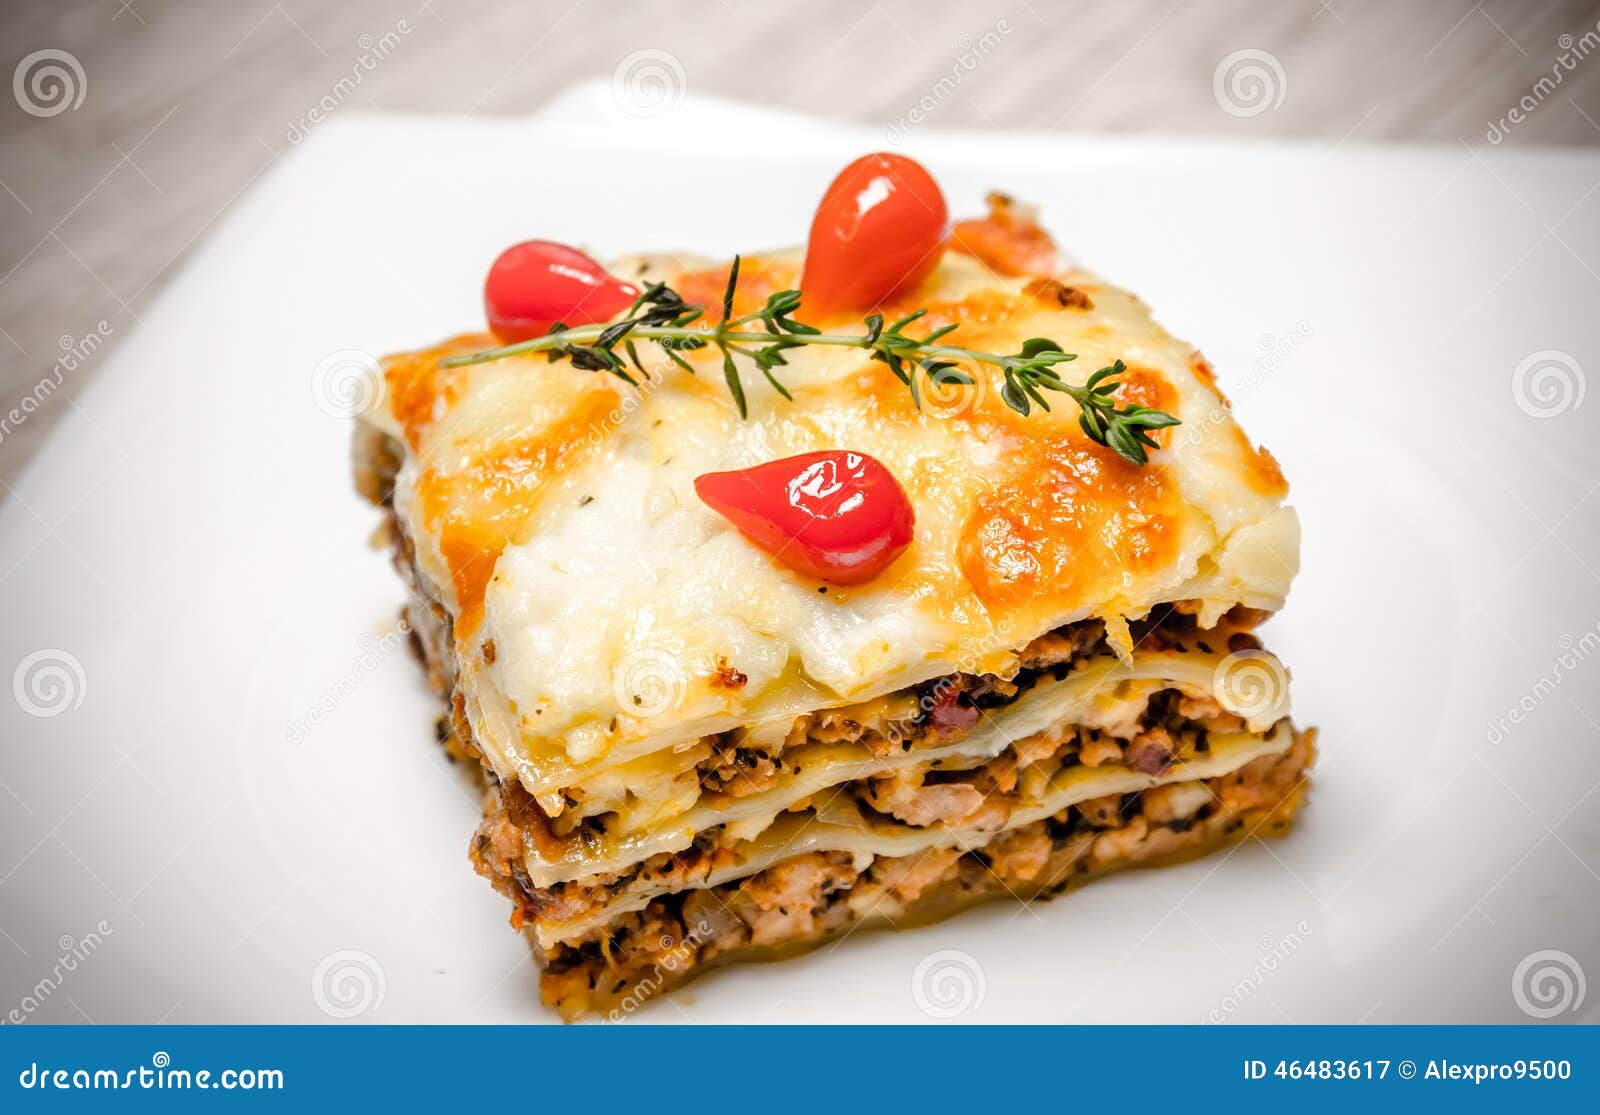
[3, 0, 1599, 481]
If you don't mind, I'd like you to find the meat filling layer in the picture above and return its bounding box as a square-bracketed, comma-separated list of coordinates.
[472, 680, 1274, 934]
[526, 728, 1314, 1019]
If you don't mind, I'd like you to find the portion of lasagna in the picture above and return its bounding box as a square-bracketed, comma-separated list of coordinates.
[353, 172, 1312, 1019]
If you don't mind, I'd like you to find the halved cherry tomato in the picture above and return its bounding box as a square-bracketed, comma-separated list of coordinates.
[800, 153, 949, 317]
[694, 450, 915, 585]
[484, 240, 638, 342]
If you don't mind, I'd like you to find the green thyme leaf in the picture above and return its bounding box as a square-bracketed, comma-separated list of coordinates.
[439, 270, 1181, 467]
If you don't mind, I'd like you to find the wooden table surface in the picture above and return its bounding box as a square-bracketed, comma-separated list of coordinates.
[3, 0, 1599, 481]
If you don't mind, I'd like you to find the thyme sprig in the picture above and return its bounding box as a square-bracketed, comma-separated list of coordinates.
[441, 257, 1180, 466]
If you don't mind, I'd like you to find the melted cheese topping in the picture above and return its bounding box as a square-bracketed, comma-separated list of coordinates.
[365, 249, 1298, 791]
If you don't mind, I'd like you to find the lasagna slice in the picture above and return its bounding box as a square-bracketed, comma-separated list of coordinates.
[354, 190, 1312, 1019]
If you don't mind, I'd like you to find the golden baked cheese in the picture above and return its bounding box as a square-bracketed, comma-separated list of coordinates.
[362, 249, 1299, 794]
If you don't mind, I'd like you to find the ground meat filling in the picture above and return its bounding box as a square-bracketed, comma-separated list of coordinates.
[851, 686, 1247, 832]
[531, 729, 1314, 1018]
[512, 606, 1265, 840]
[472, 677, 1273, 929]
[700, 737, 783, 798]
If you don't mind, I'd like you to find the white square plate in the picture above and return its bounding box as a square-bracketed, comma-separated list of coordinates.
[2, 84, 1597, 1024]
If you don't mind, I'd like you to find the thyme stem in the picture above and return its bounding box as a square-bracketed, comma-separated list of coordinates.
[438, 256, 1181, 466]
[446, 325, 970, 362]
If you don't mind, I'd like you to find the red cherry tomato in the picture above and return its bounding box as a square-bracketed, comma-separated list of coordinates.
[694, 450, 915, 585]
[800, 153, 949, 317]
[484, 240, 638, 342]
